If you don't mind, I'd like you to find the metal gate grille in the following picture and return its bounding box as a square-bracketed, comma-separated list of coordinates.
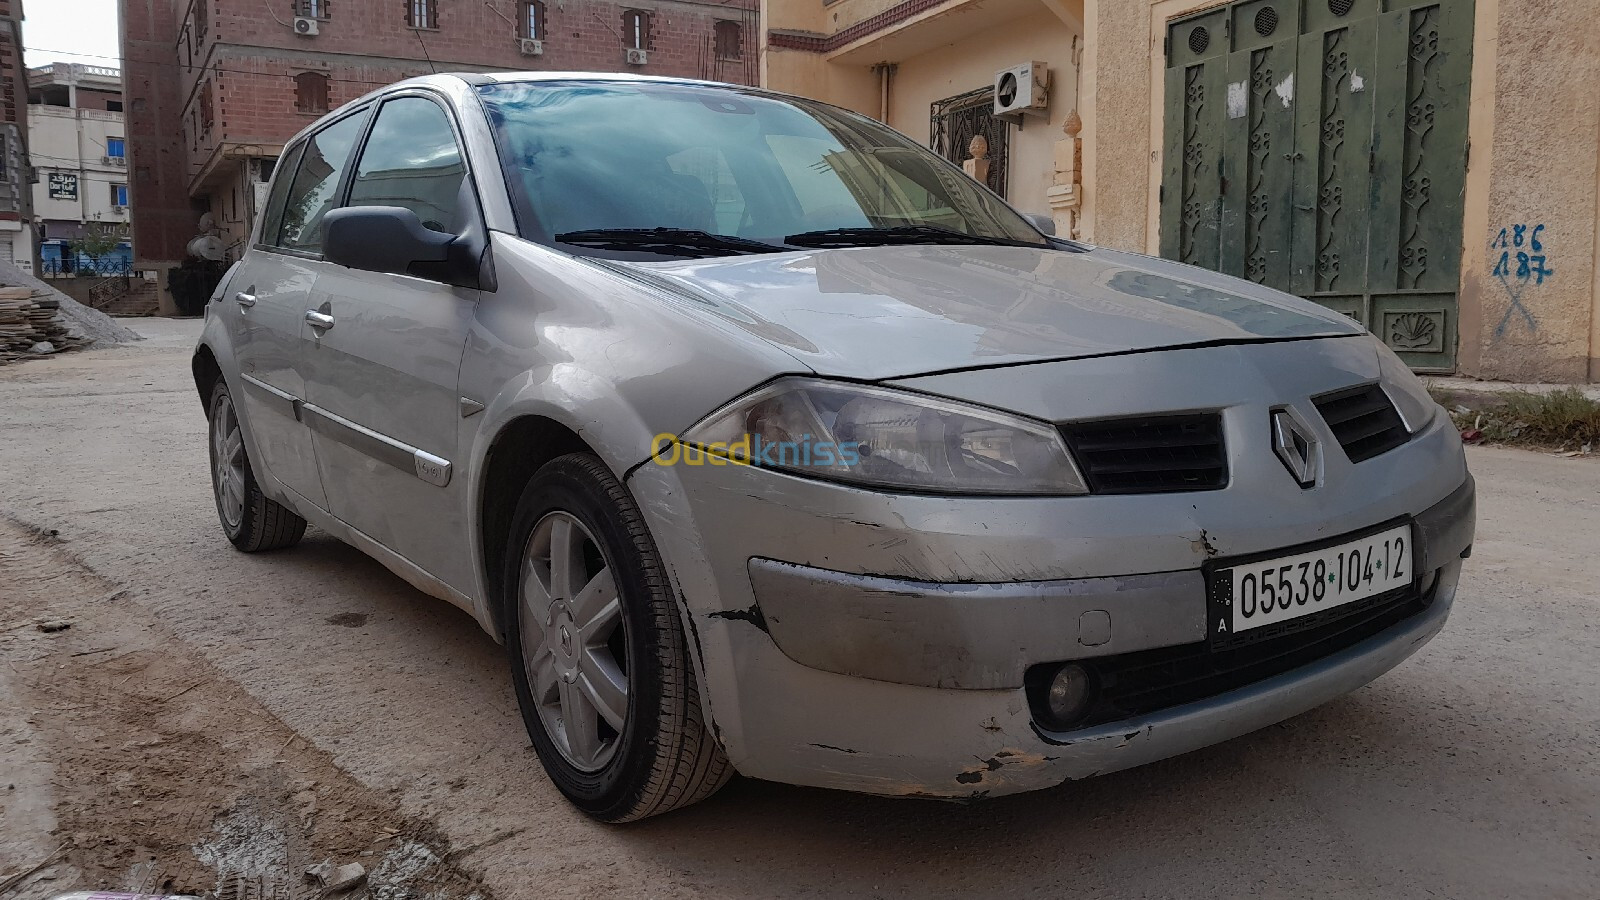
[931, 87, 1009, 199]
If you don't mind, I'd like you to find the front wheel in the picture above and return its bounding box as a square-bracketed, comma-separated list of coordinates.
[207, 379, 306, 552]
[504, 453, 731, 822]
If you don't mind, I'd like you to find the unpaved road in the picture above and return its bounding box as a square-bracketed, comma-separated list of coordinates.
[1, 318, 1597, 899]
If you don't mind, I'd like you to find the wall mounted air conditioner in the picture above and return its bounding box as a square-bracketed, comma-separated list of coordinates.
[102, 155, 126, 167]
[625, 48, 648, 66]
[519, 38, 544, 56]
[112, 205, 128, 214]
[993, 61, 1049, 121]
[293, 16, 320, 36]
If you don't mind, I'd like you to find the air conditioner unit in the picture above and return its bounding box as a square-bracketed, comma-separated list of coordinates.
[112, 205, 128, 214]
[993, 61, 1049, 121]
[102, 155, 126, 166]
[625, 48, 648, 66]
[293, 16, 320, 36]
[519, 38, 544, 56]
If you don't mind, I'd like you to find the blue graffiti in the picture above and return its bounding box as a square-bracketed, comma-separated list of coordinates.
[1491, 223, 1550, 338]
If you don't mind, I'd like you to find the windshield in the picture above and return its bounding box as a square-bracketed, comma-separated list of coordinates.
[476, 80, 1049, 258]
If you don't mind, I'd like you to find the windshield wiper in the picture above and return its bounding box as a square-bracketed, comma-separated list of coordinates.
[554, 228, 779, 258]
[783, 224, 1044, 249]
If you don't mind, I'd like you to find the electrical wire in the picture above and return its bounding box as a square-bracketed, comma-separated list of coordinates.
[29, 46, 431, 88]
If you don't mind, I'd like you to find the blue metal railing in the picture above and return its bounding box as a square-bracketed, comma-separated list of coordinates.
[39, 257, 134, 278]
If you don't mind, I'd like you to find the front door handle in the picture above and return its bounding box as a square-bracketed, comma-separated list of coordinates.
[235, 291, 257, 308]
[305, 310, 335, 331]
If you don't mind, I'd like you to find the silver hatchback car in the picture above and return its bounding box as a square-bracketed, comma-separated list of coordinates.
[194, 73, 1474, 821]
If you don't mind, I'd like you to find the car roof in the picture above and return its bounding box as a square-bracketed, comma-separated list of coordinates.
[452, 70, 740, 89]
[280, 72, 807, 156]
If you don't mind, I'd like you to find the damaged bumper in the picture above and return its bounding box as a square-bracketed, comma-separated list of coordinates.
[627, 403, 1471, 798]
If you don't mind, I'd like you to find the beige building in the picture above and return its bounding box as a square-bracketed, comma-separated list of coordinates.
[27, 64, 132, 276]
[762, 0, 1600, 382]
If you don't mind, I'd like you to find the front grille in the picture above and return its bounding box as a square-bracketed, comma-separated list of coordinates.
[1059, 413, 1227, 494]
[1049, 581, 1430, 729]
[1313, 383, 1410, 463]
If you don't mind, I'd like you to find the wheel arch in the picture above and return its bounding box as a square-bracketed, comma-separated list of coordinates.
[476, 414, 597, 641]
[192, 343, 223, 414]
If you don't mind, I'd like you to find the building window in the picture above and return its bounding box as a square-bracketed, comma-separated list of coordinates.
[107, 99, 124, 112]
[931, 86, 1009, 199]
[622, 10, 651, 50]
[714, 20, 742, 60]
[112, 184, 129, 207]
[407, 0, 437, 29]
[295, 72, 330, 114]
[199, 82, 215, 133]
[106, 137, 126, 161]
[521, 0, 545, 40]
[294, 0, 330, 18]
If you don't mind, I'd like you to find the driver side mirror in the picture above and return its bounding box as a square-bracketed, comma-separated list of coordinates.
[1022, 213, 1057, 237]
[323, 204, 497, 292]
[323, 206, 455, 279]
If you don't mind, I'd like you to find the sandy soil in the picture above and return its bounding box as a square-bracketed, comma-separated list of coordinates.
[0, 318, 1597, 899]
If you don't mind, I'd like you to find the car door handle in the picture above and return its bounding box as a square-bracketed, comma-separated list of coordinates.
[234, 292, 257, 308]
[305, 310, 335, 331]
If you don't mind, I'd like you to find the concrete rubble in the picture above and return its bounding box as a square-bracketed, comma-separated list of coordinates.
[305, 860, 367, 893]
[0, 258, 142, 364]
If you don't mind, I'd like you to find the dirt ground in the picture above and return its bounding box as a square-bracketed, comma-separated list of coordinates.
[1, 318, 1597, 899]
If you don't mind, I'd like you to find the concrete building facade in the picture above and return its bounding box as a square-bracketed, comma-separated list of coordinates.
[120, 0, 760, 312]
[0, 0, 33, 272]
[27, 64, 132, 276]
[762, 0, 1600, 382]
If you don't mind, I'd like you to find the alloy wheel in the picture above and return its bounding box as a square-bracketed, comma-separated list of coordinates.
[211, 393, 247, 529]
[520, 510, 630, 772]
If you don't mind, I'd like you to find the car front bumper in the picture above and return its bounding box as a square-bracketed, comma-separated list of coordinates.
[626, 391, 1473, 797]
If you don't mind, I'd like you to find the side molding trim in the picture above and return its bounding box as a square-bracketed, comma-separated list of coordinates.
[300, 403, 453, 487]
[239, 373, 302, 421]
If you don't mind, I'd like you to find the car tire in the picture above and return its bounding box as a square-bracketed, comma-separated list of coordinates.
[207, 379, 307, 552]
[504, 452, 732, 822]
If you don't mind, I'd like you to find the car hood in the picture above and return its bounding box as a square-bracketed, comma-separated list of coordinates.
[605, 244, 1364, 381]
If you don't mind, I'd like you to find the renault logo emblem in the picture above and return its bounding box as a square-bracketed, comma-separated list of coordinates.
[1271, 409, 1320, 488]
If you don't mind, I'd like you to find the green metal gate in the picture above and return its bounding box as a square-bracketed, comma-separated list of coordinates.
[1160, 0, 1474, 372]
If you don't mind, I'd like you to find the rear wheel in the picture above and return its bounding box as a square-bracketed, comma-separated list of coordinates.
[504, 453, 731, 822]
[207, 380, 306, 552]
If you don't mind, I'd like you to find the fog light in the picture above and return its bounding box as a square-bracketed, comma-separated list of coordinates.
[1046, 663, 1093, 725]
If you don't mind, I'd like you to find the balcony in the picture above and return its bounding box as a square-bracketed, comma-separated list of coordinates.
[772, 0, 1083, 64]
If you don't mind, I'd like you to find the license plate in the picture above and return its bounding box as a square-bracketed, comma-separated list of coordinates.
[1216, 524, 1413, 636]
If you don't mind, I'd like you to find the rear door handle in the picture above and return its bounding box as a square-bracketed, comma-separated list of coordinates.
[305, 310, 335, 331]
[235, 292, 257, 308]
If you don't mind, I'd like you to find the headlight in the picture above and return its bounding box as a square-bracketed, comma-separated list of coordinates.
[681, 378, 1088, 495]
[1375, 339, 1440, 433]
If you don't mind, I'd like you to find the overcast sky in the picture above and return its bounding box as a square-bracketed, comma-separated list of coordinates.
[24, 0, 123, 69]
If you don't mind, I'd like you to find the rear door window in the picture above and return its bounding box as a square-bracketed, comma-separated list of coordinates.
[275, 111, 368, 253]
[258, 140, 306, 248]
